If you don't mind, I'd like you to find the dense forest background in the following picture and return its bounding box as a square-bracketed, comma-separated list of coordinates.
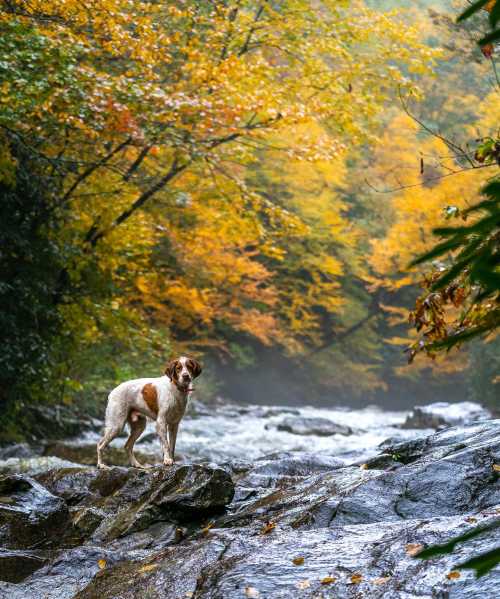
[1, 0, 498, 440]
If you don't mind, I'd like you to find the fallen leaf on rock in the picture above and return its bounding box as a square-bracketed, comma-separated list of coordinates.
[261, 520, 276, 535]
[293, 557, 305, 566]
[350, 573, 363, 584]
[201, 522, 214, 536]
[245, 587, 260, 598]
[297, 579, 311, 589]
[405, 543, 424, 556]
[360, 463, 368, 470]
[320, 576, 336, 585]
[493, 464, 500, 472]
[373, 576, 391, 585]
[185, 593, 194, 598]
[447, 571, 461, 580]
[465, 516, 477, 524]
[138, 563, 158, 573]
[98, 559, 106, 570]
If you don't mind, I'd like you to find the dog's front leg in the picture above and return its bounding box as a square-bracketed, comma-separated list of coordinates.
[156, 417, 172, 466]
[167, 422, 179, 464]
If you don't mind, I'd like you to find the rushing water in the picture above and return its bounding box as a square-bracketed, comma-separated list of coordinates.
[79, 401, 432, 465]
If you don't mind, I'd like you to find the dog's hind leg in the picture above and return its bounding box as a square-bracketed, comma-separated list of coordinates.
[125, 413, 149, 468]
[97, 396, 128, 469]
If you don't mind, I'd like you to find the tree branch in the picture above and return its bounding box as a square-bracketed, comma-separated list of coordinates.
[60, 136, 132, 205]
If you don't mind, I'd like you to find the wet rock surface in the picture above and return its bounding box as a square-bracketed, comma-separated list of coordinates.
[0, 402, 498, 598]
[401, 401, 491, 430]
[272, 416, 353, 436]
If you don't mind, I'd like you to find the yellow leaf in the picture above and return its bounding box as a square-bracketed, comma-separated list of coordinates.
[292, 557, 304, 566]
[321, 576, 336, 585]
[492, 464, 500, 472]
[359, 463, 368, 470]
[98, 559, 106, 569]
[201, 522, 214, 536]
[350, 573, 363, 584]
[446, 571, 461, 580]
[138, 563, 158, 573]
[405, 543, 424, 556]
[465, 516, 478, 523]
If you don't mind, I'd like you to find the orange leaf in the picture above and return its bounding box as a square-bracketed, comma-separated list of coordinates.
[260, 521, 276, 535]
[350, 573, 363, 584]
[405, 543, 424, 556]
[321, 576, 336, 585]
[447, 571, 461, 580]
[292, 557, 305, 566]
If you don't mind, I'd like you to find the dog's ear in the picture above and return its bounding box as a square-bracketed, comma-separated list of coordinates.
[187, 358, 202, 378]
[164, 359, 179, 380]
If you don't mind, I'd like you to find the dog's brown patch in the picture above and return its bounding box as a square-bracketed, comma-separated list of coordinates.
[142, 383, 158, 416]
[165, 359, 181, 383]
[186, 358, 202, 378]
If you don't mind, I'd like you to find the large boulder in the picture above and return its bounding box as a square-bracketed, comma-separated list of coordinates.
[92, 464, 234, 542]
[0, 475, 69, 551]
[0, 474, 70, 582]
[402, 401, 491, 430]
[274, 416, 352, 436]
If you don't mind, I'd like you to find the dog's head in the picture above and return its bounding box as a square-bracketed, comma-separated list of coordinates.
[165, 356, 202, 390]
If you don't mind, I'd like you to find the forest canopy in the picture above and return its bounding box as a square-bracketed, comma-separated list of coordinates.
[0, 0, 498, 438]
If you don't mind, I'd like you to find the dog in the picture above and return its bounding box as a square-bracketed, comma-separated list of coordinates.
[96, 356, 202, 469]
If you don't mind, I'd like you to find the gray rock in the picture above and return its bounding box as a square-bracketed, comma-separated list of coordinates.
[0, 475, 69, 552]
[0, 549, 47, 583]
[402, 401, 491, 430]
[2, 419, 500, 598]
[42, 441, 160, 467]
[274, 416, 352, 436]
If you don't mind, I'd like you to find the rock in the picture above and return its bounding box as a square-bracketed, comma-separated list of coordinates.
[42, 441, 160, 467]
[35, 463, 234, 544]
[93, 464, 234, 542]
[0, 443, 39, 460]
[72, 537, 229, 599]
[36, 466, 133, 506]
[23, 404, 100, 440]
[0, 456, 81, 476]
[274, 416, 352, 436]
[0, 549, 47, 583]
[402, 401, 491, 430]
[0, 545, 139, 599]
[334, 420, 500, 526]
[0, 475, 70, 581]
[0, 475, 69, 553]
[2, 413, 500, 599]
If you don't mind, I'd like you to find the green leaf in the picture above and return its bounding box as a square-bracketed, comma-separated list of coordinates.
[479, 27, 500, 45]
[457, 0, 491, 23]
[458, 547, 500, 577]
[409, 238, 462, 267]
[490, 1, 500, 27]
[430, 256, 476, 291]
[416, 520, 500, 560]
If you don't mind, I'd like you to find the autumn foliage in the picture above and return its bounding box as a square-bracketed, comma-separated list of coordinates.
[0, 0, 497, 427]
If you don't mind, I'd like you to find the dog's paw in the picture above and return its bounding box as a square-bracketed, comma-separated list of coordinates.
[97, 463, 111, 470]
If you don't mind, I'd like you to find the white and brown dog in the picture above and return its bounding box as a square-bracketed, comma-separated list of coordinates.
[96, 356, 202, 469]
